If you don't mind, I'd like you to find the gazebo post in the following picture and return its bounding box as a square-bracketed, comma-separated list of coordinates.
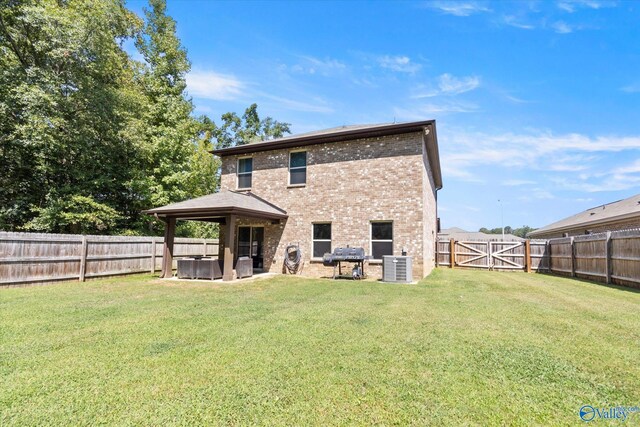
[222, 214, 236, 281]
[161, 217, 176, 278]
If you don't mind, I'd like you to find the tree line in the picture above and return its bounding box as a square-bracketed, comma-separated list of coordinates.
[478, 226, 537, 238]
[0, 0, 289, 237]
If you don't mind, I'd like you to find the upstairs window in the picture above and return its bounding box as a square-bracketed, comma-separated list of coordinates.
[371, 221, 393, 259]
[312, 223, 331, 258]
[237, 157, 252, 189]
[289, 151, 307, 185]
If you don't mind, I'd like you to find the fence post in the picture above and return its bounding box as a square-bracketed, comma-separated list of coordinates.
[449, 238, 455, 269]
[545, 240, 551, 272]
[79, 235, 88, 282]
[525, 240, 531, 273]
[570, 237, 576, 278]
[203, 240, 208, 257]
[151, 238, 157, 274]
[605, 231, 612, 284]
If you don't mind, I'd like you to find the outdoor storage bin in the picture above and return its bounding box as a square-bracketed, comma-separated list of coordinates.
[194, 258, 223, 280]
[177, 259, 197, 279]
[235, 256, 253, 279]
[177, 258, 222, 280]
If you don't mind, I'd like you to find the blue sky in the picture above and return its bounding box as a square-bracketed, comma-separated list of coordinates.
[128, 0, 640, 231]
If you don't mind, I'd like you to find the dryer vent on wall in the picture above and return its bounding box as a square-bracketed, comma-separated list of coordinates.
[382, 255, 413, 283]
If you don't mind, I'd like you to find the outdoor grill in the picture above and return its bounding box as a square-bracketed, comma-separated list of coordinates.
[322, 247, 368, 279]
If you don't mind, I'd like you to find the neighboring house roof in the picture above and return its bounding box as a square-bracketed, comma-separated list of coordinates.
[528, 192, 640, 238]
[438, 227, 525, 241]
[144, 190, 288, 220]
[211, 120, 442, 190]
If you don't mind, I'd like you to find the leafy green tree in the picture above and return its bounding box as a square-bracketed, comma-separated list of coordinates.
[512, 225, 537, 238]
[25, 196, 121, 234]
[0, 0, 288, 238]
[0, 0, 142, 233]
[130, 0, 204, 235]
[214, 103, 291, 149]
[478, 225, 536, 237]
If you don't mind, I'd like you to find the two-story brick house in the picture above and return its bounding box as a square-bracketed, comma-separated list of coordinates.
[146, 120, 442, 281]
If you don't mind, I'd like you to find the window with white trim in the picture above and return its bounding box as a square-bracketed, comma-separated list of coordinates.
[237, 157, 252, 189]
[312, 223, 331, 258]
[289, 151, 307, 185]
[371, 221, 393, 259]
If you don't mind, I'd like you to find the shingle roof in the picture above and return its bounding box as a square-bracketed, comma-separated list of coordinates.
[144, 191, 287, 220]
[250, 123, 395, 141]
[528, 193, 640, 237]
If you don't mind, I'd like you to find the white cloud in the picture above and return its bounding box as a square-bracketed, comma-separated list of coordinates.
[552, 174, 640, 192]
[621, 83, 640, 93]
[552, 21, 575, 34]
[531, 189, 556, 199]
[186, 70, 245, 101]
[502, 15, 535, 30]
[413, 74, 481, 98]
[438, 73, 481, 95]
[614, 159, 640, 174]
[503, 94, 530, 103]
[377, 55, 422, 73]
[427, 1, 491, 16]
[394, 101, 479, 120]
[440, 128, 640, 191]
[440, 165, 485, 183]
[258, 93, 334, 114]
[502, 179, 537, 186]
[283, 56, 346, 76]
[557, 0, 615, 13]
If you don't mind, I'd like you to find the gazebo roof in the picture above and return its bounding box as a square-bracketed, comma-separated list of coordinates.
[144, 190, 288, 221]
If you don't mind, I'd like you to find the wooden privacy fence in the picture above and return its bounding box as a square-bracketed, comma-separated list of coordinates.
[436, 239, 548, 272]
[437, 228, 640, 288]
[546, 229, 640, 288]
[0, 232, 219, 286]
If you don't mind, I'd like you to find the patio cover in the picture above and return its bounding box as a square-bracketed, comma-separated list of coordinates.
[144, 190, 288, 221]
[144, 191, 287, 280]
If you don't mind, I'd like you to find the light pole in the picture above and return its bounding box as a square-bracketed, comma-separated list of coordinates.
[498, 199, 504, 240]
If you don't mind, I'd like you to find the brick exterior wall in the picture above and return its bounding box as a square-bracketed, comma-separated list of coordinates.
[218, 132, 438, 279]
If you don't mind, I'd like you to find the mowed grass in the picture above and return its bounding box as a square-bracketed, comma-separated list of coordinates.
[1, 270, 639, 426]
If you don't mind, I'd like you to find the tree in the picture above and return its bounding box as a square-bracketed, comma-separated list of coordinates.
[131, 0, 204, 235]
[478, 225, 536, 238]
[512, 225, 536, 238]
[0, 0, 143, 233]
[0, 0, 287, 237]
[24, 196, 121, 234]
[213, 103, 291, 149]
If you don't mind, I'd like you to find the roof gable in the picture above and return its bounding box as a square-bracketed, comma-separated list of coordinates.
[529, 193, 640, 237]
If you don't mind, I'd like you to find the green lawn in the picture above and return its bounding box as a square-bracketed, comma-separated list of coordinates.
[1, 270, 639, 426]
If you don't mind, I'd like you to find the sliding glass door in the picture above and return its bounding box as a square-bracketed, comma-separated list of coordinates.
[237, 226, 264, 270]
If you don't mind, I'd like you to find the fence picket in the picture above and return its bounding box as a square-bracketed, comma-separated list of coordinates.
[0, 232, 218, 286]
[437, 228, 640, 289]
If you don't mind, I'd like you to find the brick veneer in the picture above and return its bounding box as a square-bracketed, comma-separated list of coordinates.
[218, 131, 438, 279]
